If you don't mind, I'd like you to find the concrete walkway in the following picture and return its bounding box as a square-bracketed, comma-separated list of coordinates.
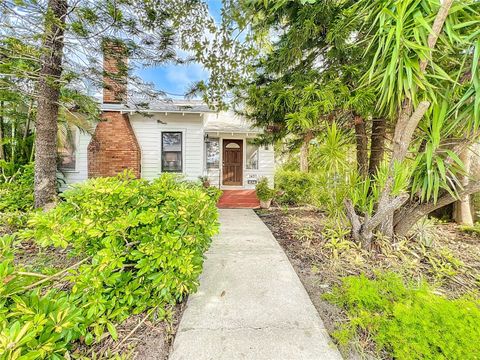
[169, 209, 342, 360]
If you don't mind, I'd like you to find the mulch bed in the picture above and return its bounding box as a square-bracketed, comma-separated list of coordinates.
[256, 207, 480, 358]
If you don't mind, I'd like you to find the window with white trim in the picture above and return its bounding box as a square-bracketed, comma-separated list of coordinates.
[206, 138, 220, 169]
[246, 142, 259, 170]
[162, 132, 182, 172]
[58, 126, 77, 171]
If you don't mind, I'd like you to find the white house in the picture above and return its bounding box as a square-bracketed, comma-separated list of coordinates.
[59, 46, 274, 192]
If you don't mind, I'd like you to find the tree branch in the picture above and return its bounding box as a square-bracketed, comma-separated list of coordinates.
[420, 0, 455, 72]
[364, 193, 410, 233]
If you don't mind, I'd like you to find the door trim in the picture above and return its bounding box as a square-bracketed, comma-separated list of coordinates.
[222, 139, 243, 186]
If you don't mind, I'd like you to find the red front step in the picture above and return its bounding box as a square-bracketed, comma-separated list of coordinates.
[217, 190, 260, 209]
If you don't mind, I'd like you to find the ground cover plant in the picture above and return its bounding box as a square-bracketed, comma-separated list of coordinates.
[326, 273, 480, 360]
[0, 173, 220, 359]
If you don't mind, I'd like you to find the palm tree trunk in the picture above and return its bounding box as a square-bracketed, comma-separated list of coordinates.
[368, 118, 386, 177]
[34, 0, 67, 208]
[354, 115, 368, 177]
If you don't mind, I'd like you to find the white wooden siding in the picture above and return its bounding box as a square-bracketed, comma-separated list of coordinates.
[61, 129, 91, 188]
[129, 113, 204, 181]
[245, 146, 275, 189]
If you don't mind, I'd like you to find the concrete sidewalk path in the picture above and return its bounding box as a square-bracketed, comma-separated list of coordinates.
[169, 209, 342, 360]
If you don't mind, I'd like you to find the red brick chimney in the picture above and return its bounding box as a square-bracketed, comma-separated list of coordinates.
[102, 39, 128, 103]
[87, 40, 141, 178]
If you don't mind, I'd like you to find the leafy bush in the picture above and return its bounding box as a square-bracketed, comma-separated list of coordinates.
[325, 273, 480, 359]
[255, 177, 275, 201]
[0, 163, 34, 213]
[274, 170, 314, 205]
[1, 173, 219, 358]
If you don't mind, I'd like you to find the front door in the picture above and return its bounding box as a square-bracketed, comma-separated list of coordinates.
[222, 139, 243, 186]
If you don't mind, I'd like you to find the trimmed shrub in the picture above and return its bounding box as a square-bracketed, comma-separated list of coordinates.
[325, 273, 480, 359]
[1, 173, 219, 358]
[274, 170, 314, 205]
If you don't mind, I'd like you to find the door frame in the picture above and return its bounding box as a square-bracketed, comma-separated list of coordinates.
[222, 138, 244, 186]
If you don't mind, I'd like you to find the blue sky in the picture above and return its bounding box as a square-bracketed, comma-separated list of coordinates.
[135, 1, 223, 99]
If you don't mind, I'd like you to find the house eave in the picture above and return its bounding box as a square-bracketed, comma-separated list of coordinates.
[100, 104, 215, 115]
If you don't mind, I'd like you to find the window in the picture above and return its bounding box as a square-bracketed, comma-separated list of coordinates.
[225, 142, 241, 149]
[58, 126, 77, 171]
[162, 132, 182, 172]
[206, 138, 220, 169]
[246, 142, 259, 170]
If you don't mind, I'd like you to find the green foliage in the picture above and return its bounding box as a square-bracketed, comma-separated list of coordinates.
[459, 222, 480, 236]
[309, 122, 351, 175]
[275, 123, 355, 217]
[410, 217, 443, 247]
[325, 273, 480, 359]
[424, 248, 464, 280]
[322, 221, 354, 259]
[255, 177, 275, 201]
[275, 170, 314, 205]
[0, 163, 34, 212]
[1, 173, 219, 358]
[350, 161, 412, 216]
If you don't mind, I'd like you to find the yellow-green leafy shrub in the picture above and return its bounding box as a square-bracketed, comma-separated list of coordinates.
[325, 273, 480, 359]
[1, 173, 219, 358]
[0, 163, 34, 213]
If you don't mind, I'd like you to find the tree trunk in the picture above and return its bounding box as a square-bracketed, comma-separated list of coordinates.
[34, 0, 67, 209]
[368, 118, 386, 177]
[354, 115, 368, 177]
[0, 100, 5, 161]
[394, 181, 480, 237]
[454, 148, 473, 225]
[299, 131, 313, 172]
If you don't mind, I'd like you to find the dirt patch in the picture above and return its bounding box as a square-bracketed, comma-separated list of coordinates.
[256, 208, 480, 358]
[81, 302, 186, 359]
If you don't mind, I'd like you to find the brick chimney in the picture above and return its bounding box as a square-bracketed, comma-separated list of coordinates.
[87, 40, 141, 178]
[102, 39, 128, 103]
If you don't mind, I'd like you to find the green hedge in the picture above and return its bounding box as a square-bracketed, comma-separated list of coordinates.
[1, 173, 220, 358]
[325, 273, 480, 359]
[274, 170, 315, 205]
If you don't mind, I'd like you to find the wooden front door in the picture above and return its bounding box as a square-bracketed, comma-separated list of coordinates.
[222, 139, 243, 186]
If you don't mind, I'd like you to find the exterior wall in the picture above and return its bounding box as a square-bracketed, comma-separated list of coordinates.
[246, 145, 275, 189]
[87, 112, 141, 178]
[129, 113, 204, 181]
[205, 134, 275, 190]
[60, 113, 275, 190]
